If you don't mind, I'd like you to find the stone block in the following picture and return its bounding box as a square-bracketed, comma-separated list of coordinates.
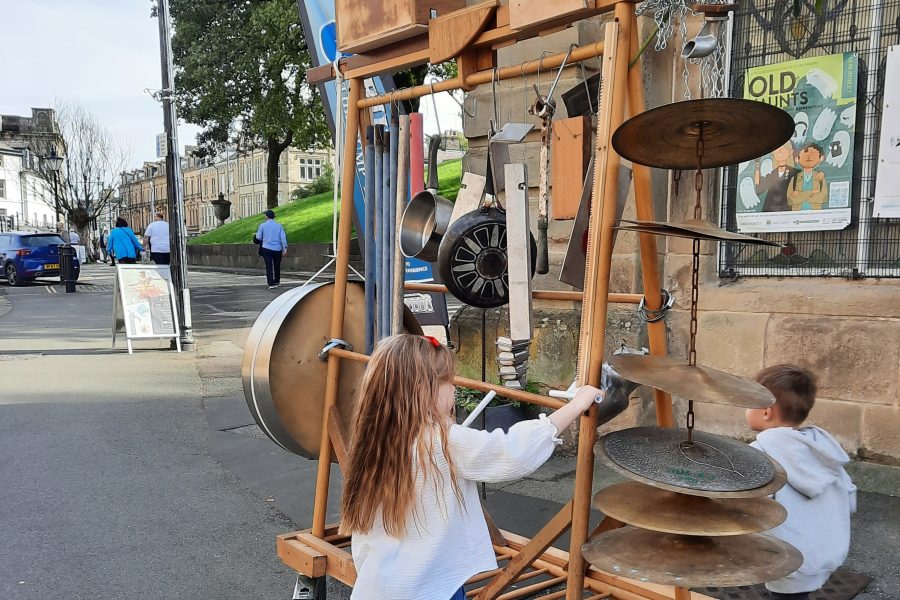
[697, 278, 900, 319]
[682, 400, 754, 442]
[694, 311, 769, 377]
[806, 398, 863, 452]
[663, 253, 719, 307]
[861, 404, 900, 464]
[765, 315, 900, 405]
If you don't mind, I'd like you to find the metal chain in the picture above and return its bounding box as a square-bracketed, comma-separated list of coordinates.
[686, 400, 695, 443]
[688, 128, 704, 370]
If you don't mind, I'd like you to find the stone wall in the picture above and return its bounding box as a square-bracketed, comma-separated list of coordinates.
[187, 242, 360, 272]
[452, 15, 900, 465]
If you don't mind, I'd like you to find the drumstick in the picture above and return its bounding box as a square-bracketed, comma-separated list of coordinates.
[461, 391, 497, 427]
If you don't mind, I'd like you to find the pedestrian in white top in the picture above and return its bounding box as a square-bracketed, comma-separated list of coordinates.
[341, 334, 603, 600]
[142, 212, 171, 265]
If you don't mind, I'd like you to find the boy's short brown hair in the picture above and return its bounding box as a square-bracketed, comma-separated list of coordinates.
[755, 364, 817, 424]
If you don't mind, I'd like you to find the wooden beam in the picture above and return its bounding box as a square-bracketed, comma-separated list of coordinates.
[429, 0, 498, 63]
[627, 10, 674, 428]
[276, 535, 327, 578]
[327, 406, 348, 466]
[297, 533, 357, 586]
[312, 77, 363, 538]
[474, 501, 572, 599]
[567, 13, 629, 598]
[402, 282, 642, 304]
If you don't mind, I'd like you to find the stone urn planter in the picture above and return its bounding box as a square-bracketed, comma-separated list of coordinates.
[211, 192, 232, 225]
[455, 389, 532, 433]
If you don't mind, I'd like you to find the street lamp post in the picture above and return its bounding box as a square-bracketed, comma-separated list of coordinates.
[44, 148, 64, 222]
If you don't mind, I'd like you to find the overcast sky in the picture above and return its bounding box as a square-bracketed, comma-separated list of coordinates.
[0, 0, 461, 170]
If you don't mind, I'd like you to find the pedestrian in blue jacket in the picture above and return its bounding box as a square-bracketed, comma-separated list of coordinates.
[107, 217, 144, 264]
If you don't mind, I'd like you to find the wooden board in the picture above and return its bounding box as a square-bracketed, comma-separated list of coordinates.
[509, 0, 596, 31]
[551, 116, 590, 220]
[336, 0, 466, 54]
[429, 0, 498, 63]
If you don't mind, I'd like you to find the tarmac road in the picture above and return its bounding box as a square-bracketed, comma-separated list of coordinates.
[1, 264, 897, 600]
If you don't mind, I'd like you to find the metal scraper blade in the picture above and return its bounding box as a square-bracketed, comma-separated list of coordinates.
[491, 123, 534, 144]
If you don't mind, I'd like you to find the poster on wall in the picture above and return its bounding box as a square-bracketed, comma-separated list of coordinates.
[873, 45, 900, 218]
[736, 52, 858, 233]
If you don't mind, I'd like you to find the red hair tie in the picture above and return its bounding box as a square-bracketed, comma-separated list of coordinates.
[423, 335, 441, 348]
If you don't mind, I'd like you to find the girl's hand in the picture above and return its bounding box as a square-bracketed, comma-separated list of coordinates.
[572, 385, 603, 412]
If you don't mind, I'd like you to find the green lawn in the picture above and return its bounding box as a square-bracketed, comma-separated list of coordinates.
[189, 159, 463, 245]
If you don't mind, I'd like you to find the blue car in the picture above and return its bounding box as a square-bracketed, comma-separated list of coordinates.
[0, 231, 81, 286]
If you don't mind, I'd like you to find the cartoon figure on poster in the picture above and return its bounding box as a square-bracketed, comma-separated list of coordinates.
[736, 53, 857, 233]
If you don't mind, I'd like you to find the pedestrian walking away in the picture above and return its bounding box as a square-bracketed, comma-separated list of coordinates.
[99, 229, 110, 263]
[106, 217, 144, 265]
[254, 209, 287, 289]
[143, 212, 171, 265]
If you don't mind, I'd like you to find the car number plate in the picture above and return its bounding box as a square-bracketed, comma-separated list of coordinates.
[44, 263, 60, 270]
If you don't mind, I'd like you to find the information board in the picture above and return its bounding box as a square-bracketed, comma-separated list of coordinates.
[112, 265, 181, 354]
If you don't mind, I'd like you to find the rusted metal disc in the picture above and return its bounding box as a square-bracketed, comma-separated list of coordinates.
[611, 98, 794, 170]
[242, 282, 422, 458]
[615, 219, 782, 246]
[598, 427, 787, 499]
[593, 481, 787, 536]
[583, 527, 803, 588]
[607, 354, 776, 409]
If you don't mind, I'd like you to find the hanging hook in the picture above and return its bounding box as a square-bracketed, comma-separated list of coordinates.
[577, 59, 595, 116]
[429, 81, 444, 149]
[448, 90, 477, 119]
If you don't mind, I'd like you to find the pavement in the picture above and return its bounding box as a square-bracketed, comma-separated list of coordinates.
[0, 263, 897, 600]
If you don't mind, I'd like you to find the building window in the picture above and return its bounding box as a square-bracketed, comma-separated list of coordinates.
[300, 167, 307, 180]
[0, 179, 5, 198]
[315, 167, 322, 178]
[720, 0, 900, 278]
[0, 155, 4, 166]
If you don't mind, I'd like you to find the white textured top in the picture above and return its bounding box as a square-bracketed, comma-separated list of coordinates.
[350, 415, 562, 600]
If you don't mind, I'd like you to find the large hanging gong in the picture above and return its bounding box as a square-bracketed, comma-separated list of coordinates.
[437, 207, 537, 308]
[242, 281, 422, 459]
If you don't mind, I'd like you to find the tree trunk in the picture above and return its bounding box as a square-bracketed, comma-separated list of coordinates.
[266, 131, 293, 209]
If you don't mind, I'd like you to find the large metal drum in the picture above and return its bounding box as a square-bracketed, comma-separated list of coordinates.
[242, 281, 421, 458]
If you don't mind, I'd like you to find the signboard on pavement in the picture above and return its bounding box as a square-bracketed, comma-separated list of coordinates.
[112, 265, 181, 354]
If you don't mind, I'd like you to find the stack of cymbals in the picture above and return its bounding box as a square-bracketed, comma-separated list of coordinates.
[584, 426, 803, 588]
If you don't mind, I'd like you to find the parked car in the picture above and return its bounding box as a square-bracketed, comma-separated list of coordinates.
[0, 232, 81, 286]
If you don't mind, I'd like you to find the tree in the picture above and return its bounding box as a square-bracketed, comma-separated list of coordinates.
[31, 102, 130, 256]
[170, 0, 330, 209]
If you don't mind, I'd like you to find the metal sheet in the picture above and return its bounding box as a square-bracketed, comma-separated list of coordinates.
[598, 426, 787, 498]
[607, 354, 776, 409]
[242, 282, 422, 459]
[583, 527, 803, 588]
[593, 481, 787, 536]
[504, 163, 533, 343]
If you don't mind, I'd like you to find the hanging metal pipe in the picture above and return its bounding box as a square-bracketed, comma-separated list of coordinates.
[381, 130, 392, 339]
[373, 125, 384, 340]
[364, 126, 376, 354]
[392, 115, 410, 335]
[388, 117, 400, 336]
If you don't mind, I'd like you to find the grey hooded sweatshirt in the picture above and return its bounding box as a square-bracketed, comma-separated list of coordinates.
[752, 426, 857, 594]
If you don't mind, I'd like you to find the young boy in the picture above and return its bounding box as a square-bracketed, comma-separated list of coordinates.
[746, 365, 857, 600]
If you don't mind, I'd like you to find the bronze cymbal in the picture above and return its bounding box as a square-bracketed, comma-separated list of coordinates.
[598, 426, 787, 497]
[612, 98, 794, 170]
[583, 527, 803, 588]
[607, 354, 776, 409]
[242, 282, 422, 459]
[593, 481, 787, 536]
[616, 218, 782, 246]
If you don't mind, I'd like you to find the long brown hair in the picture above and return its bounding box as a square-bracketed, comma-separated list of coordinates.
[340, 334, 462, 537]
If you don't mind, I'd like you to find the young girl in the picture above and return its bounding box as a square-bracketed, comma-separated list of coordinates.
[341, 334, 601, 600]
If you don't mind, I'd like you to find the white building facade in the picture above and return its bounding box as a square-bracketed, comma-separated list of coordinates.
[0, 143, 56, 232]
